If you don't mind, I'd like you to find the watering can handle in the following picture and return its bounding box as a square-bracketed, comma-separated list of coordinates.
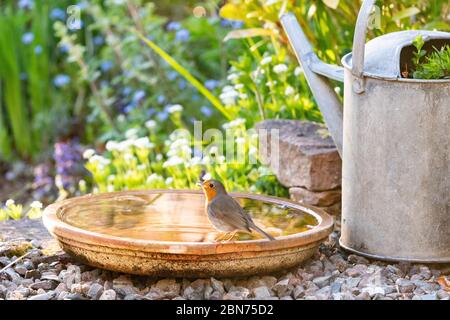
[351, 0, 377, 92]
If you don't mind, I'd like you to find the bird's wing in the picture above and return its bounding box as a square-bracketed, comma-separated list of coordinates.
[209, 195, 252, 232]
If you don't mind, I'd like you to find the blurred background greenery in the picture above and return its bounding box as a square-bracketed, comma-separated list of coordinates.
[0, 0, 448, 218]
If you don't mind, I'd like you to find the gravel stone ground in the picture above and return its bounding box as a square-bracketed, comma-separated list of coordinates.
[0, 218, 449, 300]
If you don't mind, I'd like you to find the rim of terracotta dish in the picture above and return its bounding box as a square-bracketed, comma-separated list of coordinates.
[42, 190, 334, 255]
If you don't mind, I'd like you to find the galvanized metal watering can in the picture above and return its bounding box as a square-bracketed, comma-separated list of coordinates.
[281, 0, 450, 262]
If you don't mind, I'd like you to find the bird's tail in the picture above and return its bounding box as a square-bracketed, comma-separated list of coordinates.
[250, 223, 275, 241]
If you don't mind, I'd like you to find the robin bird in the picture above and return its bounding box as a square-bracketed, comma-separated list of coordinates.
[198, 179, 275, 241]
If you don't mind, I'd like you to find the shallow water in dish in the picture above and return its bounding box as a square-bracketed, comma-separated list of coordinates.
[58, 192, 318, 242]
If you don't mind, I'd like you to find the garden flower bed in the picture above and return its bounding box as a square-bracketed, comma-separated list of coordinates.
[1, 0, 449, 301]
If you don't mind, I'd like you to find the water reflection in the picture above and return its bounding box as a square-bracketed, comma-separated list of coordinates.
[59, 192, 318, 242]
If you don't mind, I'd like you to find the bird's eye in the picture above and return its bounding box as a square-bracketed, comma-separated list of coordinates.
[209, 183, 214, 188]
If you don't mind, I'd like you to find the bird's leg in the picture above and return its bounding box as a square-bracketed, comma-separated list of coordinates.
[225, 230, 238, 242]
[214, 232, 228, 242]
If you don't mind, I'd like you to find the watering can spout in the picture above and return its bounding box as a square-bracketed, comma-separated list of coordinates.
[281, 12, 344, 156]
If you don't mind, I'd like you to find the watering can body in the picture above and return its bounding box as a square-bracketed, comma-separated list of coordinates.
[282, 0, 450, 262]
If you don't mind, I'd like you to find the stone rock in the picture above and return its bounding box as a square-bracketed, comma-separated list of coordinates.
[99, 289, 117, 300]
[87, 283, 104, 300]
[314, 286, 332, 300]
[361, 285, 385, 297]
[65, 293, 87, 300]
[415, 293, 438, 300]
[321, 202, 342, 215]
[395, 279, 415, 293]
[252, 286, 272, 299]
[223, 287, 250, 300]
[329, 254, 348, 272]
[25, 270, 40, 279]
[28, 292, 54, 300]
[255, 120, 341, 191]
[347, 254, 370, 265]
[272, 278, 292, 297]
[30, 280, 55, 290]
[148, 279, 180, 299]
[14, 265, 28, 276]
[182, 279, 208, 300]
[210, 278, 225, 294]
[293, 285, 305, 299]
[289, 187, 341, 207]
[313, 275, 332, 288]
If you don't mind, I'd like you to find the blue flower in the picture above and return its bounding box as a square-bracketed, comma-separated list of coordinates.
[76, 2, 88, 10]
[221, 19, 244, 29]
[132, 90, 146, 103]
[20, 73, 27, 81]
[178, 80, 187, 90]
[34, 45, 43, 55]
[122, 87, 132, 96]
[22, 32, 34, 45]
[123, 104, 136, 114]
[53, 74, 70, 87]
[192, 94, 200, 102]
[93, 36, 104, 46]
[146, 108, 156, 117]
[167, 71, 178, 81]
[59, 44, 69, 53]
[167, 21, 181, 31]
[50, 8, 66, 20]
[68, 19, 83, 31]
[205, 79, 219, 90]
[200, 106, 213, 117]
[100, 60, 113, 72]
[156, 111, 169, 121]
[18, 0, 34, 9]
[157, 95, 165, 104]
[175, 29, 190, 42]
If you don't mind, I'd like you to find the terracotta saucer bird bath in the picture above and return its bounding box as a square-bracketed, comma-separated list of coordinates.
[42, 190, 333, 277]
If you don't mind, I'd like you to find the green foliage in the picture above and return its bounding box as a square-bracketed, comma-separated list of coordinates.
[411, 36, 450, 79]
[0, 0, 73, 161]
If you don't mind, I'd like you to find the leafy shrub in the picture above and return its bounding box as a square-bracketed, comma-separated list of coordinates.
[410, 36, 450, 79]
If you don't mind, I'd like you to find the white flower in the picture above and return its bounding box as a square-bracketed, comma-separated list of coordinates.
[117, 114, 126, 123]
[167, 104, 183, 114]
[123, 153, 136, 162]
[294, 66, 303, 76]
[266, 81, 276, 87]
[108, 175, 116, 182]
[236, 137, 246, 144]
[273, 64, 288, 74]
[117, 140, 134, 152]
[202, 172, 212, 181]
[105, 141, 119, 152]
[163, 156, 184, 168]
[239, 93, 248, 100]
[189, 156, 201, 166]
[285, 86, 295, 95]
[156, 154, 163, 161]
[30, 201, 43, 209]
[145, 119, 157, 129]
[234, 83, 244, 90]
[227, 73, 239, 81]
[165, 177, 174, 185]
[125, 128, 139, 139]
[89, 155, 111, 166]
[134, 137, 154, 149]
[223, 118, 246, 129]
[219, 86, 239, 106]
[260, 56, 272, 66]
[82, 149, 95, 159]
[5, 199, 15, 207]
[147, 173, 162, 184]
[107, 185, 115, 192]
